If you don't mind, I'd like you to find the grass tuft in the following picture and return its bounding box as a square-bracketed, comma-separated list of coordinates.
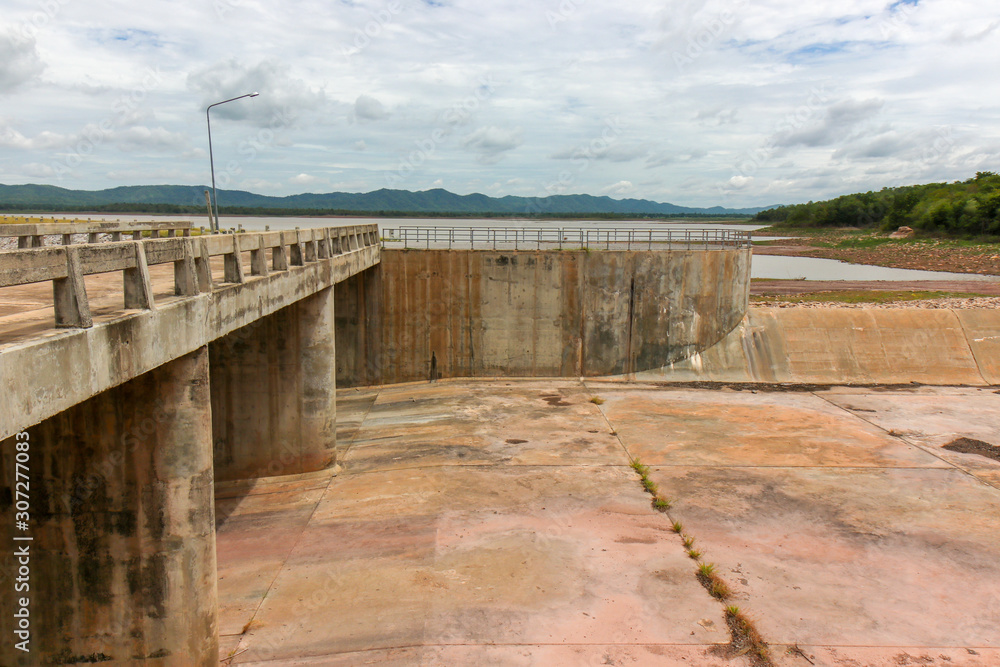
[653, 497, 671, 511]
[696, 562, 732, 601]
[641, 477, 658, 495]
[671, 521, 683, 533]
[681, 535, 695, 549]
[724, 606, 773, 667]
[630, 460, 650, 477]
[589, 396, 605, 405]
[687, 548, 702, 560]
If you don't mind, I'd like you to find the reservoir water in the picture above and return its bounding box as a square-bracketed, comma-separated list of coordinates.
[29, 214, 999, 283]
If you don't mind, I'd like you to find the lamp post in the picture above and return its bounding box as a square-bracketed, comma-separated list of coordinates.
[206, 92, 258, 232]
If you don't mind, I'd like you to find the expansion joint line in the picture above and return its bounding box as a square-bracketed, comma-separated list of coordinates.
[580, 380, 775, 667]
[224, 387, 384, 663]
[811, 391, 1000, 494]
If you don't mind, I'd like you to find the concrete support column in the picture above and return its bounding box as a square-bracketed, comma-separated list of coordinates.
[0, 347, 218, 665]
[334, 266, 382, 387]
[210, 286, 337, 481]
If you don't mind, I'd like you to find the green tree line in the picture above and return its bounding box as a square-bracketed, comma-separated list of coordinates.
[754, 172, 1000, 237]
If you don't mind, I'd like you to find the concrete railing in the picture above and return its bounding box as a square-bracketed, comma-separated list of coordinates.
[381, 226, 753, 250]
[0, 220, 194, 248]
[0, 224, 379, 329]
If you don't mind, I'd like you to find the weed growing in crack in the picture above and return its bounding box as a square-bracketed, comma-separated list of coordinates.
[671, 521, 683, 533]
[630, 460, 650, 477]
[724, 606, 773, 667]
[589, 396, 605, 405]
[681, 535, 695, 549]
[696, 562, 732, 601]
[653, 497, 671, 511]
[629, 457, 674, 515]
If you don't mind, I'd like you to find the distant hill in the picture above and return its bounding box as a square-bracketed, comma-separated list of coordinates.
[753, 172, 1000, 236]
[0, 183, 771, 217]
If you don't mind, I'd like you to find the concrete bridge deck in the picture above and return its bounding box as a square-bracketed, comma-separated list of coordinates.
[0, 224, 379, 440]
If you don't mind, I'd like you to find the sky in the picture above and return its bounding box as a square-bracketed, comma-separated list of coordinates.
[0, 0, 998, 208]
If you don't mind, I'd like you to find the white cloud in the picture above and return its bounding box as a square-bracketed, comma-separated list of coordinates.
[188, 58, 325, 128]
[0, 0, 996, 206]
[602, 180, 635, 195]
[353, 95, 388, 122]
[460, 125, 523, 164]
[0, 31, 44, 92]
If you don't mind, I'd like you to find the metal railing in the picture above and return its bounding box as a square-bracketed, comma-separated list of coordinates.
[0, 224, 379, 329]
[381, 226, 752, 250]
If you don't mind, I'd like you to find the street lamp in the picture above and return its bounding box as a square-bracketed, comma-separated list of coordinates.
[206, 92, 259, 232]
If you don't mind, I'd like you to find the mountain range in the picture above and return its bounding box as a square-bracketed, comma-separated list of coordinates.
[0, 183, 772, 216]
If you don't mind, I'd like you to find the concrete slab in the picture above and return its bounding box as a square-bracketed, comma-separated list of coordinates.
[215, 483, 329, 636]
[631, 307, 1000, 386]
[596, 388, 947, 468]
[232, 644, 748, 666]
[769, 645, 1000, 667]
[822, 389, 1000, 489]
[215, 381, 1000, 665]
[642, 466, 1000, 648]
[342, 382, 627, 471]
[955, 308, 1000, 384]
[229, 466, 729, 664]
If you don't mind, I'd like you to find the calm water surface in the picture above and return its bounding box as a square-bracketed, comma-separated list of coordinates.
[46, 214, 997, 283]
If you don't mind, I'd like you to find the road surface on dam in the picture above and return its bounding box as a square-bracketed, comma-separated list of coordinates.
[216, 379, 1000, 667]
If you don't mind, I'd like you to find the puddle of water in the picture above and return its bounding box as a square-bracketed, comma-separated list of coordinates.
[751, 254, 997, 282]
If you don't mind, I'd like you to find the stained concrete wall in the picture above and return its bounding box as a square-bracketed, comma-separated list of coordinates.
[633, 307, 1000, 385]
[0, 347, 217, 665]
[336, 248, 751, 385]
[210, 287, 338, 482]
[334, 266, 382, 388]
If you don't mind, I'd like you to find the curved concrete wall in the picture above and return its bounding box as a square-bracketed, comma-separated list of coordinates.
[632, 307, 1000, 385]
[336, 248, 750, 385]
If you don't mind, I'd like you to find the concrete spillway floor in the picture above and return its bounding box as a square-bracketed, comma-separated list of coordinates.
[215, 380, 1000, 666]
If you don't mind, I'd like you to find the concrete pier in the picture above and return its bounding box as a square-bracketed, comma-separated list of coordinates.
[1, 347, 218, 665]
[210, 287, 338, 482]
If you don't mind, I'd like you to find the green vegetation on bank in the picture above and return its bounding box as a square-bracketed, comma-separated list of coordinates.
[751, 290, 988, 305]
[753, 172, 1000, 237]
